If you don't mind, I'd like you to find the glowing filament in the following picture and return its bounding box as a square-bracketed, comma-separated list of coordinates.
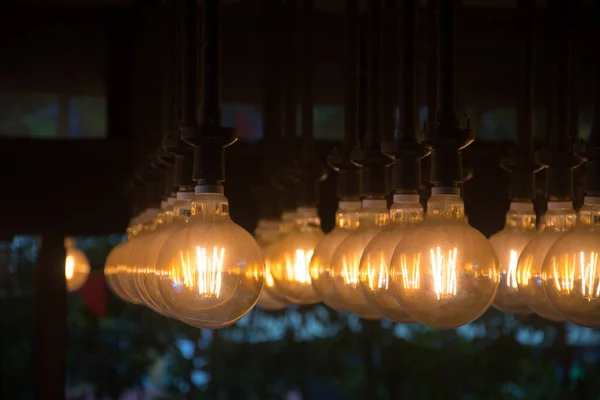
[430, 247, 457, 300]
[506, 250, 519, 288]
[365, 254, 388, 290]
[551, 252, 600, 299]
[177, 246, 225, 296]
[264, 264, 276, 288]
[65, 255, 75, 280]
[341, 252, 361, 285]
[401, 253, 421, 290]
[581, 252, 599, 299]
[284, 249, 313, 284]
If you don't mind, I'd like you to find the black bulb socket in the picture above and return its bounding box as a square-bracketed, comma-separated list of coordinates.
[382, 139, 429, 194]
[328, 147, 362, 201]
[422, 124, 473, 189]
[350, 148, 389, 198]
[537, 146, 582, 201]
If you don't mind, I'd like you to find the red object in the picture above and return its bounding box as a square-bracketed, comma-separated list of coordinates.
[75, 271, 107, 319]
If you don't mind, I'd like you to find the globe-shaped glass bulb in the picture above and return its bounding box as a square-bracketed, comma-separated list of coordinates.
[130, 209, 167, 311]
[266, 207, 323, 304]
[390, 192, 499, 329]
[156, 191, 264, 329]
[254, 218, 289, 311]
[105, 240, 136, 303]
[358, 195, 422, 323]
[65, 238, 90, 292]
[309, 201, 361, 311]
[542, 198, 600, 327]
[330, 199, 388, 320]
[138, 194, 195, 317]
[488, 202, 537, 314]
[119, 209, 160, 305]
[517, 201, 576, 322]
[104, 212, 156, 304]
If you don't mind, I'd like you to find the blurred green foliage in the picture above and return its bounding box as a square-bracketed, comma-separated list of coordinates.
[2, 236, 600, 400]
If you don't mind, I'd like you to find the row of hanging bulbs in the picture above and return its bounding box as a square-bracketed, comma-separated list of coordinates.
[103, 0, 600, 330]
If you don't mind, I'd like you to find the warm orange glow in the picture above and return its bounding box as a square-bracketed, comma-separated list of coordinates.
[341, 252, 361, 285]
[174, 246, 225, 296]
[364, 254, 388, 290]
[506, 249, 519, 288]
[283, 249, 313, 284]
[65, 255, 75, 280]
[431, 247, 457, 300]
[400, 253, 421, 290]
[552, 251, 600, 299]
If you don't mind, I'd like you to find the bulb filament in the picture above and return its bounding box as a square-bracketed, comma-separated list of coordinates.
[506, 250, 519, 288]
[552, 251, 600, 299]
[341, 252, 361, 285]
[177, 246, 225, 297]
[65, 255, 75, 280]
[365, 255, 388, 290]
[401, 253, 421, 290]
[430, 247, 458, 300]
[284, 249, 313, 284]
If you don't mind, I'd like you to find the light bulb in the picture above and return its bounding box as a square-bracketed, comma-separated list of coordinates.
[390, 191, 499, 329]
[156, 190, 264, 328]
[266, 207, 323, 304]
[130, 205, 169, 312]
[541, 197, 600, 327]
[104, 214, 151, 304]
[330, 199, 389, 320]
[254, 219, 289, 311]
[309, 200, 361, 311]
[65, 238, 90, 292]
[488, 202, 537, 314]
[358, 194, 422, 323]
[119, 208, 160, 304]
[133, 194, 195, 317]
[517, 201, 576, 322]
[105, 241, 132, 302]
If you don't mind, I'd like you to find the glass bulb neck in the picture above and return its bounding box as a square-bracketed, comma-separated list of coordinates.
[543, 205, 577, 232]
[295, 207, 321, 231]
[279, 212, 297, 235]
[64, 237, 75, 249]
[191, 193, 230, 221]
[335, 208, 361, 229]
[426, 194, 465, 220]
[578, 201, 600, 230]
[504, 203, 536, 230]
[359, 200, 389, 227]
[390, 202, 424, 225]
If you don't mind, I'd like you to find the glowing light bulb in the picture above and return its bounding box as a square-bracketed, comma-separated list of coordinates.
[517, 201, 576, 322]
[156, 191, 264, 328]
[358, 194, 423, 323]
[309, 200, 361, 311]
[64, 238, 90, 292]
[390, 191, 499, 329]
[119, 208, 160, 304]
[104, 241, 134, 303]
[104, 214, 153, 304]
[330, 199, 389, 319]
[254, 219, 289, 311]
[541, 197, 600, 327]
[134, 193, 195, 317]
[488, 202, 537, 314]
[130, 205, 170, 312]
[266, 207, 323, 304]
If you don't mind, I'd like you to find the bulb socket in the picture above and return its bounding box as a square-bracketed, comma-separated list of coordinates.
[546, 164, 574, 201]
[173, 154, 194, 188]
[430, 148, 462, 190]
